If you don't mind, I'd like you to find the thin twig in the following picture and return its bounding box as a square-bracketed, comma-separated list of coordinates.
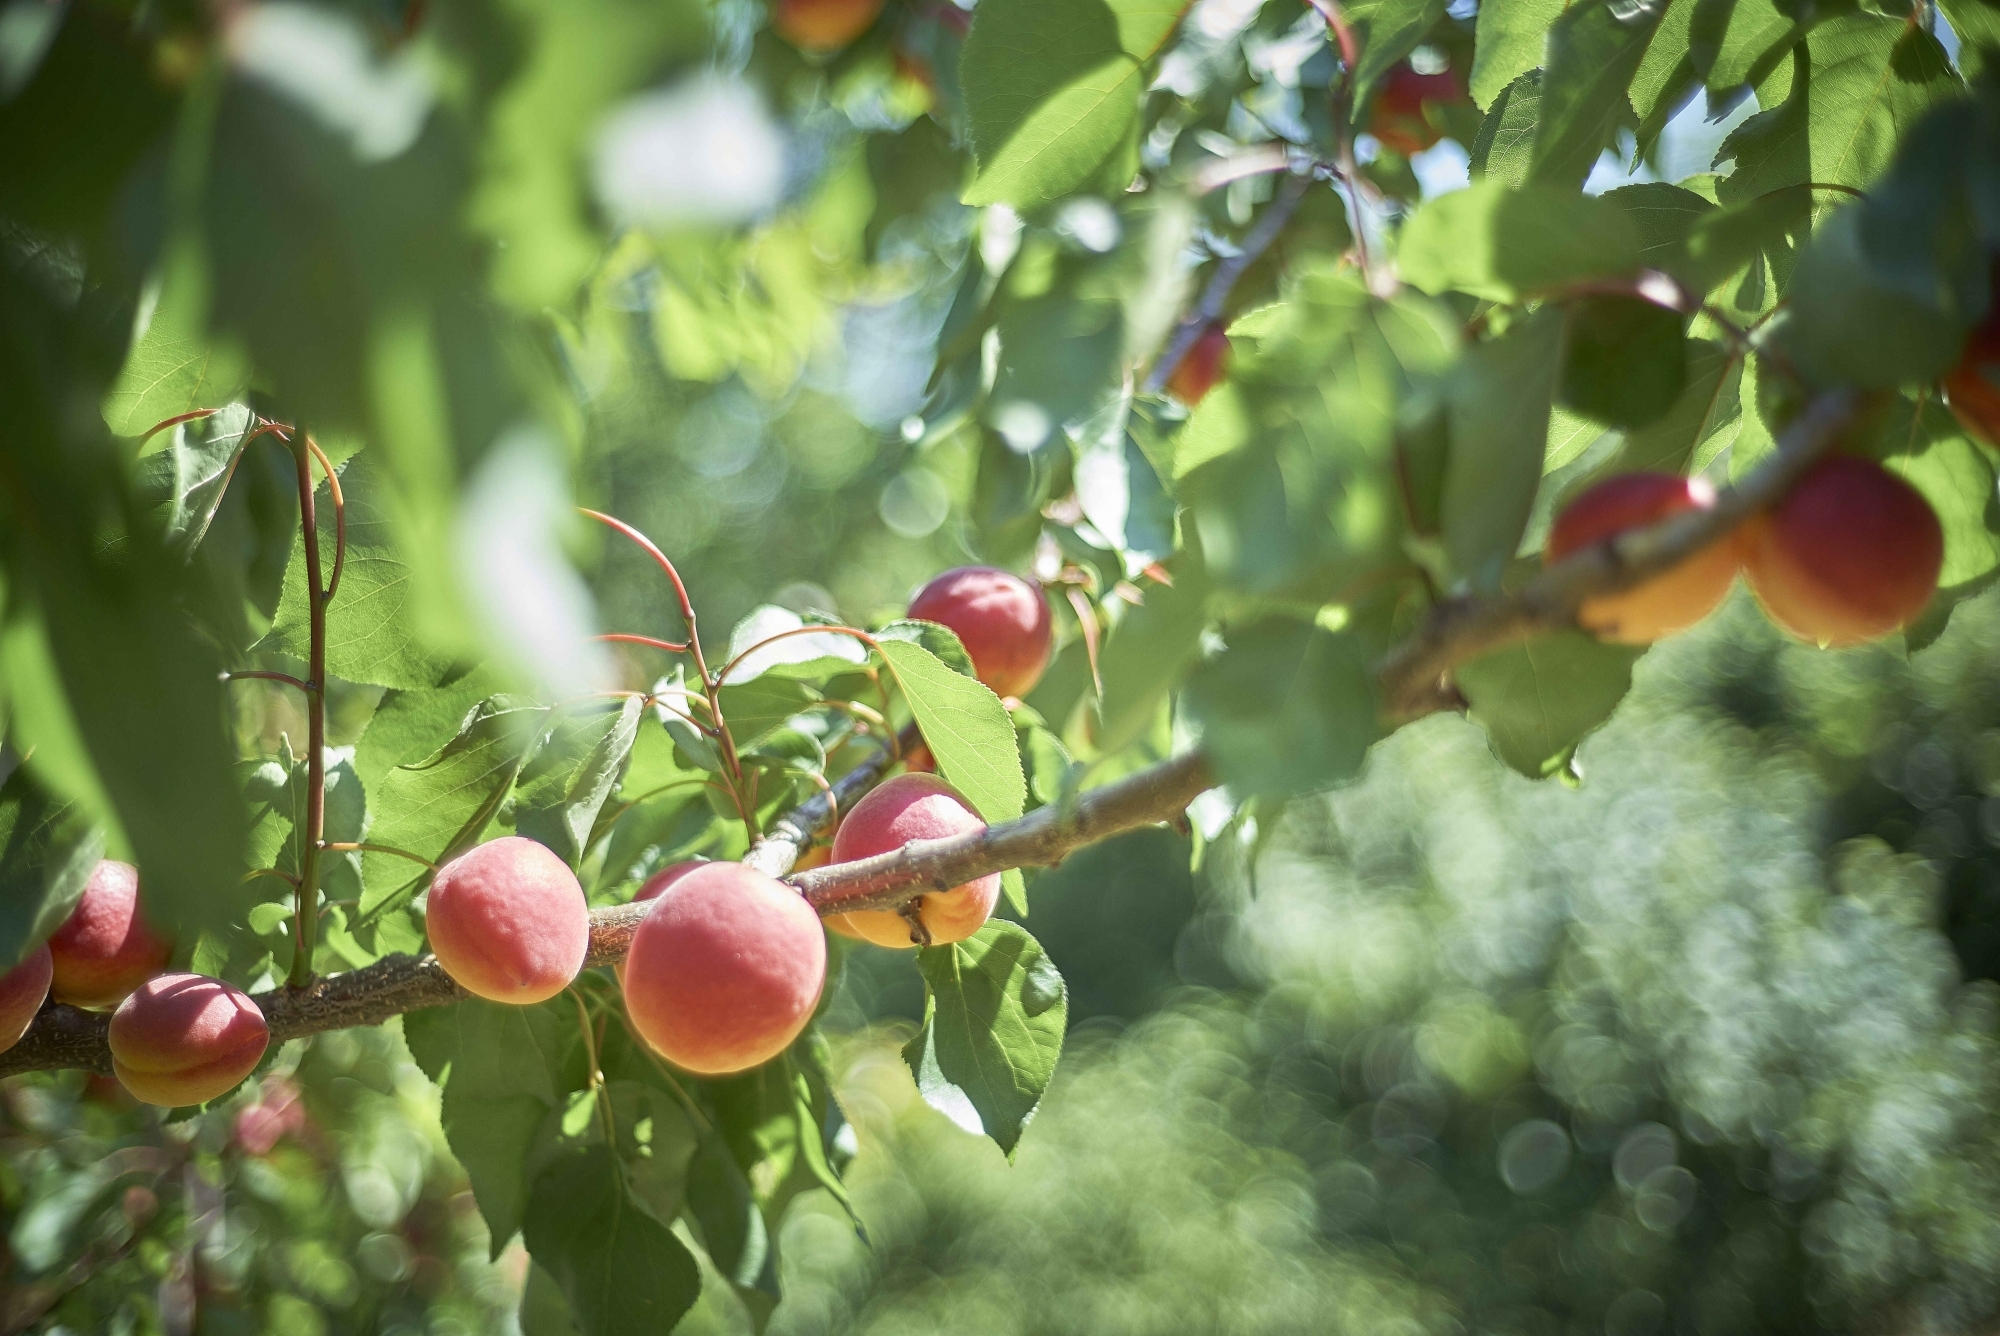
[305, 437, 345, 603]
[221, 671, 312, 694]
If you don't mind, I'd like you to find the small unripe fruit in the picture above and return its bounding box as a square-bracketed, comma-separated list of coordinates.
[1946, 286, 2000, 447]
[1545, 472, 1742, 644]
[622, 863, 826, 1075]
[1744, 455, 1944, 646]
[615, 861, 703, 985]
[907, 566, 1053, 700]
[773, 0, 882, 50]
[426, 837, 590, 1005]
[1167, 324, 1231, 407]
[109, 973, 269, 1107]
[0, 945, 52, 1053]
[824, 773, 997, 948]
[47, 860, 171, 1009]
[1366, 64, 1465, 157]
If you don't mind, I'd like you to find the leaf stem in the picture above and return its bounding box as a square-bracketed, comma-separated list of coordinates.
[222, 670, 312, 694]
[320, 842, 438, 871]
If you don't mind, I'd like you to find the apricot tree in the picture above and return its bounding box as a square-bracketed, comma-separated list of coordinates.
[3, 0, 2000, 1331]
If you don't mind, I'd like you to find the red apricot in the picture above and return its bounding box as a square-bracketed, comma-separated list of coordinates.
[1367, 64, 1465, 157]
[773, 0, 882, 50]
[109, 973, 269, 1107]
[824, 773, 997, 949]
[0, 944, 52, 1054]
[426, 837, 590, 1005]
[47, 860, 171, 1009]
[621, 862, 826, 1075]
[1545, 472, 1742, 644]
[907, 566, 1052, 700]
[1168, 323, 1231, 407]
[615, 861, 703, 985]
[1743, 454, 1944, 646]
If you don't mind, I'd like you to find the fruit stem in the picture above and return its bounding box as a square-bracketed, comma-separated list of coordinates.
[289, 432, 329, 991]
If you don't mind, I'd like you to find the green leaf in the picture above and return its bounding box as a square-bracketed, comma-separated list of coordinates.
[1471, 0, 1566, 108]
[1183, 616, 1381, 797]
[523, 1146, 702, 1336]
[904, 920, 1068, 1156]
[1881, 397, 2000, 593]
[405, 996, 582, 1255]
[720, 606, 869, 684]
[960, 0, 1187, 208]
[1628, 339, 1745, 474]
[1469, 70, 1544, 187]
[1631, 0, 1699, 141]
[878, 638, 1027, 825]
[262, 450, 457, 690]
[515, 699, 643, 869]
[101, 248, 249, 439]
[1940, 0, 2000, 80]
[360, 695, 547, 915]
[1688, 0, 1806, 96]
[355, 669, 502, 792]
[714, 676, 820, 746]
[1398, 182, 1645, 303]
[874, 618, 979, 679]
[131, 404, 258, 559]
[708, 1048, 853, 1237]
[0, 766, 103, 970]
[1458, 631, 1646, 777]
[1444, 309, 1565, 589]
[1715, 16, 1959, 204]
[1347, 0, 1452, 110]
[1601, 181, 1715, 277]
[1532, 0, 1671, 190]
[1094, 562, 1210, 755]
[1073, 427, 1175, 570]
[1558, 297, 1688, 430]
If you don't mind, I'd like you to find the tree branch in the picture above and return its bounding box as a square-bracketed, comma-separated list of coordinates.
[1376, 387, 1869, 720]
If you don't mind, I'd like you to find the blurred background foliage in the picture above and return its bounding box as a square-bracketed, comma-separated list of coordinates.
[10, 0, 2000, 1328]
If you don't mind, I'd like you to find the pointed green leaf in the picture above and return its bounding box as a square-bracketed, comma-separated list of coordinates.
[0, 766, 102, 969]
[1398, 182, 1645, 303]
[1532, 0, 1670, 190]
[1444, 309, 1565, 588]
[877, 638, 1027, 825]
[524, 1145, 702, 1336]
[1183, 615, 1381, 797]
[516, 699, 643, 868]
[1458, 631, 1645, 778]
[904, 920, 1068, 1156]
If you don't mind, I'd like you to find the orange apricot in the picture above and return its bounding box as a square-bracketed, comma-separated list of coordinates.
[1743, 455, 1944, 646]
[621, 862, 826, 1075]
[824, 773, 996, 948]
[615, 861, 704, 985]
[907, 566, 1052, 700]
[773, 0, 882, 50]
[109, 973, 269, 1107]
[425, 837, 590, 1005]
[47, 860, 171, 1009]
[1545, 472, 1742, 644]
[1366, 64, 1466, 157]
[1167, 323, 1231, 407]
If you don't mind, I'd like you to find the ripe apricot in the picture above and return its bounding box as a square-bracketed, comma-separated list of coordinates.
[1545, 472, 1742, 644]
[109, 973, 269, 1107]
[824, 773, 997, 948]
[426, 837, 590, 1005]
[1168, 324, 1231, 407]
[622, 862, 826, 1075]
[615, 861, 703, 985]
[1366, 64, 1465, 157]
[47, 860, 171, 1009]
[1744, 454, 1944, 646]
[1946, 302, 2000, 448]
[773, 0, 882, 50]
[907, 567, 1052, 700]
[0, 944, 52, 1054]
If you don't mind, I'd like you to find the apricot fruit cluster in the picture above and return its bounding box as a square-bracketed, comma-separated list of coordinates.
[826, 773, 999, 948]
[1547, 456, 1942, 648]
[906, 565, 1052, 700]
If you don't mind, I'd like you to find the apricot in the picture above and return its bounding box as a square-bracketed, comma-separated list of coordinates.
[621, 862, 826, 1075]
[1167, 323, 1231, 407]
[0, 944, 52, 1054]
[824, 773, 997, 948]
[426, 837, 590, 1005]
[615, 861, 703, 985]
[47, 860, 171, 1009]
[109, 973, 269, 1107]
[1366, 64, 1465, 157]
[1946, 301, 2000, 447]
[1744, 454, 1944, 646]
[1545, 472, 1742, 644]
[773, 0, 882, 50]
[907, 566, 1052, 700]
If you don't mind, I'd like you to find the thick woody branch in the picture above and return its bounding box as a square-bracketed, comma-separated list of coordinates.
[1376, 388, 1869, 721]
[0, 746, 1214, 1079]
